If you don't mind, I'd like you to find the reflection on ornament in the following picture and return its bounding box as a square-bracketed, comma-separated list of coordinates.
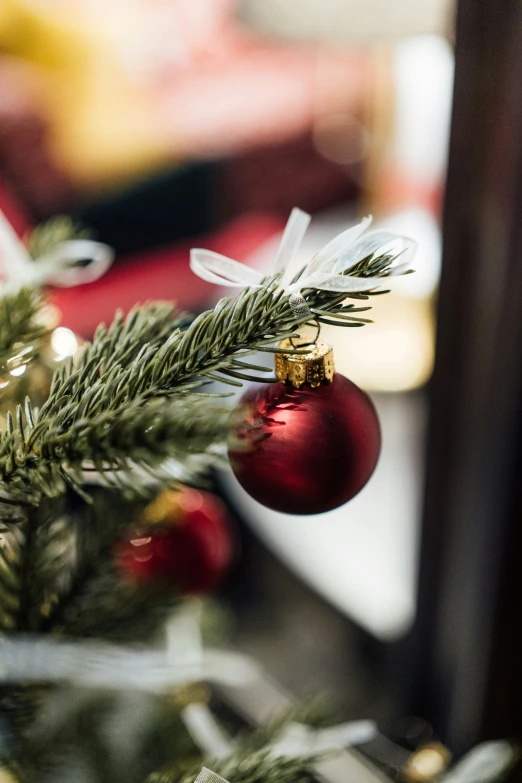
[9, 365, 26, 378]
[229, 374, 381, 515]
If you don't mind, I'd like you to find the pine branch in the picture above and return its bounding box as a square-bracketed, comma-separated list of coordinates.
[149, 752, 315, 783]
[42, 396, 231, 472]
[40, 255, 394, 406]
[0, 507, 55, 740]
[0, 519, 26, 630]
[21, 498, 75, 631]
[0, 684, 48, 744]
[0, 499, 74, 636]
[0, 482, 173, 640]
[146, 702, 338, 783]
[206, 754, 315, 783]
[0, 395, 231, 505]
[0, 287, 49, 373]
[37, 489, 180, 640]
[47, 569, 181, 641]
[19, 691, 117, 783]
[0, 494, 179, 642]
[0, 253, 399, 505]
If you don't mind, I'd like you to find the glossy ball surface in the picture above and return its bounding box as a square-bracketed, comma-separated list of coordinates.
[116, 488, 234, 594]
[228, 375, 381, 515]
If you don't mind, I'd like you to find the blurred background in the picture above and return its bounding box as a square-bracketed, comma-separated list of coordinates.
[2, 0, 494, 754]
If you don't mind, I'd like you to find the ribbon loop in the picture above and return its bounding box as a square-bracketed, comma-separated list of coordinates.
[0, 209, 114, 294]
[306, 215, 373, 276]
[333, 230, 416, 274]
[273, 207, 311, 275]
[190, 249, 263, 288]
[38, 239, 114, 287]
[189, 208, 416, 318]
[0, 210, 31, 282]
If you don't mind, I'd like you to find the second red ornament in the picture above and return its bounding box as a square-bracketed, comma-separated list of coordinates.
[116, 487, 234, 594]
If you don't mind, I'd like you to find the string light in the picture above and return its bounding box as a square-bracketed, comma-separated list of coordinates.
[51, 327, 78, 361]
[9, 365, 26, 378]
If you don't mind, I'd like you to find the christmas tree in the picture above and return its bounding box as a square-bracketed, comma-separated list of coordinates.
[0, 208, 513, 783]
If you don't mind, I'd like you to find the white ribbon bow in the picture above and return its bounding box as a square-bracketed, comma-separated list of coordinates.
[190, 208, 416, 316]
[0, 209, 114, 294]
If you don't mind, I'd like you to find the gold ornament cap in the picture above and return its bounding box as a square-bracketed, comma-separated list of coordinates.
[275, 339, 334, 389]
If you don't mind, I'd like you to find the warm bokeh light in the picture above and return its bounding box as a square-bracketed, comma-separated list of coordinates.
[325, 294, 434, 392]
[51, 326, 78, 360]
[9, 364, 26, 378]
[402, 743, 452, 782]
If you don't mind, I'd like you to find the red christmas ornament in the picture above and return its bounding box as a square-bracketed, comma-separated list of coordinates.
[116, 488, 234, 594]
[228, 342, 380, 515]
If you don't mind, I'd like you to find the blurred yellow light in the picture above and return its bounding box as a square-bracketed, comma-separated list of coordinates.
[0, 766, 19, 783]
[402, 743, 452, 782]
[324, 294, 434, 392]
[51, 327, 78, 360]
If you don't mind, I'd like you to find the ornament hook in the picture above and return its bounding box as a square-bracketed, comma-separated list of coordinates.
[289, 319, 321, 350]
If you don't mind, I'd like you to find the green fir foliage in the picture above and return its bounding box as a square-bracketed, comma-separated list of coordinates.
[177, 753, 315, 783]
[0, 217, 408, 783]
[0, 250, 401, 511]
[0, 287, 49, 374]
